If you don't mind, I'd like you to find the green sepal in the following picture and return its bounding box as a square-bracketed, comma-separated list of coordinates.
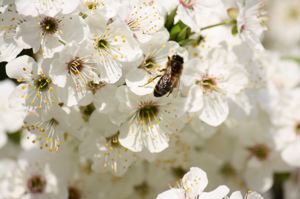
[165, 8, 177, 30]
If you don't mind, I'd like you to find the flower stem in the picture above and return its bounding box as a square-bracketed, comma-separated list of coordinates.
[200, 20, 236, 31]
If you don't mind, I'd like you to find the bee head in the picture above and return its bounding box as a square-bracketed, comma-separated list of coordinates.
[172, 55, 184, 64]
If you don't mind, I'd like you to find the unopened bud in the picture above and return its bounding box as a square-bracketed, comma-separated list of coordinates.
[227, 8, 239, 20]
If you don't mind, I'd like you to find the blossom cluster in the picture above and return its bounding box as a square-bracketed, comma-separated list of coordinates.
[0, 0, 300, 199]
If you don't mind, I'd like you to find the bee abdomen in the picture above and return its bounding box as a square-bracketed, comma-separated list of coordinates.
[154, 87, 167, 97]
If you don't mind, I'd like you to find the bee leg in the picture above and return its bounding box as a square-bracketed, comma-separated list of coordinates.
[139, 75, 162, 87]
[166, 87, 173, 97]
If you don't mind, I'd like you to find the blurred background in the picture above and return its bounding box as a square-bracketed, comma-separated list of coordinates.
[1, 0, 300, 199]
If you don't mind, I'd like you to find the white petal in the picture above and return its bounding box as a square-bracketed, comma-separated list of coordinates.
[182, 167, 208, 197]
[119, 122, 143, 152]
[125, 69, 156, 96]
[199, 185, 230, 199]
[6, 55, 36, 81]
[16, 19, 41, 52]
[60, 15, 85, 43]
[245, 167, 273, 193]
[282, 140, 300, 167]
[200, 93, 229, 126]
[229, 191, 243, 199]
[156, 189, 184, 199]
[185, 85, 203, 112]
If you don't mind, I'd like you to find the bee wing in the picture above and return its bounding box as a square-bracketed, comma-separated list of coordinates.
[158, 73, 173, 90]
[168, 76, 181, 97]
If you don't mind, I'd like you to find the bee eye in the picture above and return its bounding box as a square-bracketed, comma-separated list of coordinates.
[172, 55, 184, 63]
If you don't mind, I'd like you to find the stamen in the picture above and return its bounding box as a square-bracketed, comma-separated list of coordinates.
[106, 132, 121, 148]
[196, 76, 218, 93]
[97, 39, 108, 49]
[40, 16, 59, 35]
[34, 75, 52, 92]
[67, 57, 84, 75]
[137, 101, 160, 124]
[24, 118, 62, 152]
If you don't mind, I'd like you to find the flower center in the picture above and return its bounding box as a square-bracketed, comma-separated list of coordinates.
[247, 144, 270, 161]
[68, 186, 81, 199]
[85, 1, 98, 10]
[67, 57, 84, 75]
[196, 76, 217, 93]
[179, 0, 194, 9]
[106, 132, 121, 148]
[295, 123, 300, 135]
[34, 75, 52, 92]
[172, 167, 187, 179]
[220, 163, 236, 177]
[80, 103, 96, 122]
[87, 81, 106, 94]
[40, 17, 59, 35]
[97, 39, 108, 49]
[137, 102, 159, 124]
[134, 182, 150, 197]
[27, 175, 47, 194]
[143, 58, 156, 69]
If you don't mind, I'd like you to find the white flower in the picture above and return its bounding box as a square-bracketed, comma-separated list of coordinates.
[23, 106, 70, 152]
[126, 34, 188, 96]
[0, 1, 27, 62]
[7, 157, 60, 199]
[176, 0, 225, 32]
[273, 90, 300, 167]
[80, 113, 136, 176]
[236, 0, 267, 51]
[0, 80, 25, 136]
[6, 55, 60, 111]
[111, 86, 185, 153]
[156, 167, 229, 199]
[49, 43, 101, 107]
[87, 17, 142, 83]
[183, 47, 248, 126]
[15, 0, 80, 17]
[268, 0, 300, 46]
[119, 0, 164, 43]
[227, 191, 265, 199]
[16, 13, 85, 58]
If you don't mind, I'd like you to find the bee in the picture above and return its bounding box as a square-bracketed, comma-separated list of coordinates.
[153, 55, 184, 97]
